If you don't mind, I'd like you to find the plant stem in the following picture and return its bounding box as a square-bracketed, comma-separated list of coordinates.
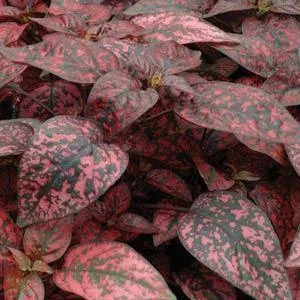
[141, 108, 173, 123]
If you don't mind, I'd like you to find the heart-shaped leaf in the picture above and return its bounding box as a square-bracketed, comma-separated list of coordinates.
[0, 120, 33, 157]
[177, 191, 292, 299]
[0, 33, 119, 83]
[174, 81, 300, 144]
[17, 116, 128, 227]
[147, 169, 192, 202]
[53, 241, 176, 299]
[85, 70, 159, 136]
[23, 216, 73, 263]
[131, 11, 240, 44]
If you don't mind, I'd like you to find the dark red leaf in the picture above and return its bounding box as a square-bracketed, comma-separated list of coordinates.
[192, 150, 235, 191]
[287, 268, 300, 300]
[116, 212, 158, 234]
[174, 262, 237, 299]
[152, 199, 186, 246]
[49, 0, 112, 23]
[200, 57, 239, 77]
[90, 201, 113, 223]
[131, 11, 240, 44]
[0, 120, 33, 157]
[76, 219, 104, 244]
[125, 0, 200, 15]
[53, 242, 176, 299]
[85, 70, 159, 136]
[177, 191, 292, 299]
[174, 81, 300, 144]
[23, 216, 73, 263]
[250, 183, 296, 256]
[103, 182, 131, 215]
[147, 169, 192, 202]
[0, 33, 119, 83]
[18, 80, 82, 121]
[285, 227, 300, 267]
[17, 116, 128, 227]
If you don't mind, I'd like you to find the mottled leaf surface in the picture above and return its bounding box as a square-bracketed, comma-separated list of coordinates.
[85, 70, 158, 136]
[53, 242, 176, 299]
[132, 11, 240, 44]
[23, 216, 73, 263]
[17, 116, 128, 227]
[174, 82, 300, 144]
[286, 143, 300, 176]
[0, 33, 119, 83]
[0, 120, 33, 157]
[0, 22, 28, 46]
[147, 169, 192, 202]
[177, 191, 292, 299]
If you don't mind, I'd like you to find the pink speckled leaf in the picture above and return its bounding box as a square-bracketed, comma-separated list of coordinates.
[17, 116, 128, 227]
[53, 242, 176, 299]
[0, 22, 28, 46]
[18, 80, 82, 121]
[131, 11, 240, 44]
[204, 0, 254, 17]
[0, 6, 22, 20]
[153, 199, 186, 247]
[262, 65, 300, 106]
[116, 213, 158, 234]
[85, 70, 158, 136]
[147, 169, 192, 202]
[177, 191, 292, 299]
[0, 120, 33, 157]
[174, 262, 237, 299]
[250, 183, 296, 256]
[0, 54, 27, 89]
[6, 248, 31, 271]
[285, 227, 300, 267]
[0, 33, 119, 83]
[30, 14, 87, 37]
[125, 0, 200, 15]
[286, 143, 300, 176]
[0, 208, 22, 276]
[103, 182, 131, 215]
[23, 216, 73, 263]
[49, 0, 112, 23]
[191, 150, 234, 191]
[4, 271, 44, 300]
[271, 0, 300, 14]
[174, 82, 300, 144]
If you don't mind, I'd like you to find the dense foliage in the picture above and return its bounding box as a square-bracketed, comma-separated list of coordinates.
[0, 0, 299, 299]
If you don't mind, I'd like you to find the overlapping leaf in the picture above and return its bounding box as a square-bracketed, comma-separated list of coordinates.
[131, 11, 240, 44]
[18, 80, 82, 121]
[49, 0, 112, 23]
[286, 143, 300, 176]
[23, 216, 73, 263]
[174, 81, 300, 144]
[17, 116, 128, 227]
[177, 191, 292, 299]
[85, 70, 159, 136]
[0, 33, 119, 83]
[125, 0, 200, 15]
[152, 199, 186, 246]
[285, 227, 300, 267]
[0, 120, 33, 157]
[249, 183, 296, 256]
[53, 242, 176, 299]
[147, 169, 192, 202]
[0, 22, 28, 46]
[174, 262, 237, 299]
